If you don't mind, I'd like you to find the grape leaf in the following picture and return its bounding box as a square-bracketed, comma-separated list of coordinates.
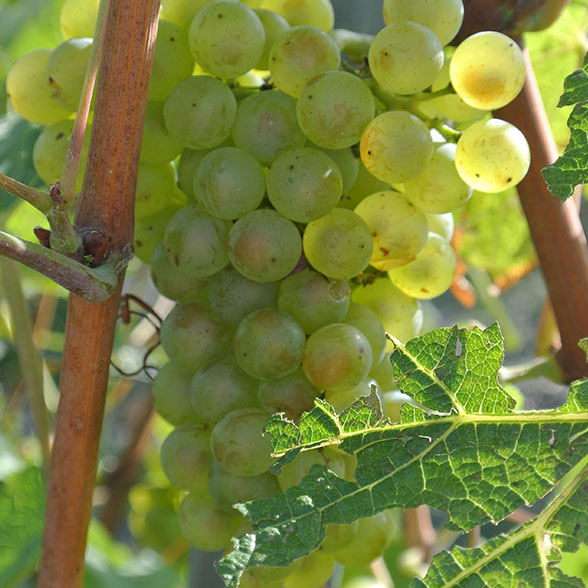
[217, 324, 588, 587]
[542, 52, 588, 202]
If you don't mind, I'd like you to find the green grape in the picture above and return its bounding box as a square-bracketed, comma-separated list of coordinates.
[354, 191, 428, 270]
[149, 20, 194, 102]
[342, 577, 387, 588]
[208, 460, 280, 512]
[450, 31, 526, 110]
[47, 38, 92, 111]
[160, 424, 212, 492]
[135, 162, 176, 219]
[189, 2, 265, 79]
[320, 519, 360, 554]
[207, 266, 279, 327]
[283, 550, 336, 588]
[382, 0, 464, 45]
[267, 148, 342, 223]
[455, 118, 530, 193]
[303, 323, 372, 392]
[303, 208, 372, 280]
[160, 0, 213, 30]
[233, 307, 306, 380]
[333, 511, 396, 567]
[239, 561, 300, 588]
[257, 368, 319, 420]
[404, 142, 473, 214]
[360, 111, 434, 184]
[133, 203, 181, 263]
[253, 9, 290, 70]
[269, 26, 340, 97]
[368, 22, 443, 95]
[210, 407, 275, 476]
[178, 491, 242, 551]
[296, 71, 375, 149]
[228, 209, 302, 283]
[369, 352, 396, 391]
[160, 302, 232, 371]
[343, 303, 386, 368]
[278, 269, 350, 334]
[352, 278, 423, 344]
[338, 159, 389, 210]
[194, 147, 266, 220]
[260, 0, 334, 32]
[387, 232, 457, 299]
[150, 243, 209, 303]
[324, 379, 373, 413]
[177, 148, 208, 199]
[60, 0, 100, 39]
[163, 76, 237, 149]
[163, 205, 231, 277]
[6, 49, 71, 124]
[426, 212, 454, 241]
[231, 90, 306, 166]
[278, 448, 325, 490]
[152, 361, 203, 424]
[382, 390, 412, 422]
[191, 356, 259, 424]
[140, 102, 183, 165]
[313, 145, 359, 194]
[32, 119, 90, 190]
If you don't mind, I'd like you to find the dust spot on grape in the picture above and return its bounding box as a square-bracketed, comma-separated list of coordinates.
[421, 288, 429, 293]
[217, 13, 223, 18]
[506, 177, 512, 183]
[475, 173, 480, 177]
[170, 37, 175, 42]
[271, 257, 276, 263]
[56, 132, 64, 140]
[289, 165, 294, 170]
[379, 247, 389, 256]
[174, 254, 180, 265]
[136, 240, 143, 246]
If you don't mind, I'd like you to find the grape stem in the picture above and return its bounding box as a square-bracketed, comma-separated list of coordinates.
[428, 118, 462, 142]
[0, 171, 52, 212]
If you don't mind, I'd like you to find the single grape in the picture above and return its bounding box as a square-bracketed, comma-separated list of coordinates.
[163, 75, 237, 149]
[387, 232, 457, 299]
[455, 118, 531, 193]
[253, 9, 290, 70]
[382, 390, 412, 422]
[382, 0, 464, 45]
[278, 269, 350, 334]
[47, 38, 93, 111]
[343, 303, 387, 368]
[450, 31, 526, 110]
[140, 101, 183, 165]
[260, 0, 334, 31]
[257, 368, 319, 420]
[160, 0, 213, 30]
[178, 491, 242, 551]
[269, 25, 340, 97]
[231, 90, 306, 166]
[159, 302, 232, 371]
[320, 519, 360, 554]
[369, 352, 396, 391]
[176, 148, 209, 199]
[60, 0, 100, 39]
[233, 307, 306, 380]
[312, 145, 359, 194]
[369, 22, 443, 95]
[152, 361, 202, 425]
[303, 208, 372, 280]
[133, 203, 182, 263]
[267, 148, 342, 223]
[6, 49, 71, 124]
[360, 111, 434, 184]
[149, 20, 194, 101]
[135, 162, 176, 219]
[160, 424, 212, 492]
[278, 449, 326, 491]
[354, 191, 429, 269]
[303, 323, 372, 392]
[283, 550, 336, 588]
[191, 355, 259, 424]
[194, 147, 266, 220]
[324, 379, 373, 413]
[338, 159, 389, 210]
[228, 209, 302, 283]
[425, 212, 454, 241]
[352, 278, 423, 344]
[163, 205, 231, 277]
[296, 71, 375, 149]
[404, 142, 473, 214]
[210, 407, 275, 476]
[239, 561, 300, 588]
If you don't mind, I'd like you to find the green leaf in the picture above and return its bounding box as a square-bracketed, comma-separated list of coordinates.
[217, 325, 588, 588]
[542, 52, 588, 202]
[0, 466, 45, 588]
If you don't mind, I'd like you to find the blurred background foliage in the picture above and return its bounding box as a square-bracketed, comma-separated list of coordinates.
[0, 1, 587, 587]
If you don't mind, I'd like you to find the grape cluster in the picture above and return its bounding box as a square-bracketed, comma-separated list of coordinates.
[6, 0, 531, 584]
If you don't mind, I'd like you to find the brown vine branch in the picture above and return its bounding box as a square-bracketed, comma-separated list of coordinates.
[37, 0, 160, 586]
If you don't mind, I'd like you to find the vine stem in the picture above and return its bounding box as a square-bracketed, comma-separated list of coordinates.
[0, 172, 52, 212]
[37, 0, 160, 587]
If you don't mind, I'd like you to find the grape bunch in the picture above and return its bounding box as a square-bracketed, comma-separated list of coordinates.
[6, 0, 531, 584]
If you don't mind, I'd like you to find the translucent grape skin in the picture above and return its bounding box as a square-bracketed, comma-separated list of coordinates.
[233, 307, 306, 380]
[133, 203, 181, 263]
[159, 0, 212, 30]
[296, 70, 375, 149]
[60, 0, 100, 39]
[426, 212, 455, 241]
[455, 118, 531, 193]
[283, 550, 336, 588]
[360, 111, 434, 184]
[303, 323, 373, 392]
[140, 102, 183, 165]
[210, 407, 275, 476]
[312, 145, 359, 194]
[450, 31, 526, 110]
[266, 148, 342, 223]
[343, 303, 387, 368]
[135, 162, 176, 219]
[368, 21, 444, 95]
[260, 0, 335, 32]
[189, 1, 265, 79]
[253, 8, 290, 70]
[228, 209, 302, 283]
